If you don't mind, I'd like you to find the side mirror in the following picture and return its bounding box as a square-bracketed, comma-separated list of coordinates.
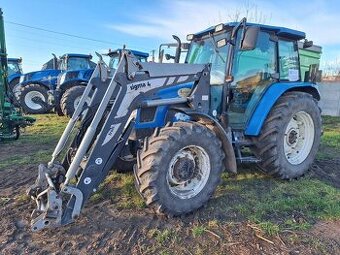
[241, 26, 259, 50]
[303, 40, 313, 48]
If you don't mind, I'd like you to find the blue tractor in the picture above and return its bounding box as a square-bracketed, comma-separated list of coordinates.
[55, 49, 149, 117]
[28, 19, 323, 231]
[18, 53, 95, 114]
[7, 57, 23, 95]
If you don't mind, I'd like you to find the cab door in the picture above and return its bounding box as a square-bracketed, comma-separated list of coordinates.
[228, 31, 278, 130]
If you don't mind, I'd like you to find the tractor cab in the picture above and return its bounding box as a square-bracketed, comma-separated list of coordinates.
[7, 58, 23, 97]
[7, 58, 22, 79]
[59, 53, 95, 72]
[185, 21, 321, 131]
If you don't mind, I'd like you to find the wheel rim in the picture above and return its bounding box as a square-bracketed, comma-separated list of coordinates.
[12, 83, 22, 100]
[284, 111, 315, 165]
[166, 145, 210, 199]
[73, 96, 82, 111]
[24, 91, 45, 110]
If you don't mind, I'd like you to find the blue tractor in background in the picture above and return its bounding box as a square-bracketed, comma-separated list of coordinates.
[18, 53, 95, 114]
[7, 57, 23, 100]
[55, 49, 149, 117]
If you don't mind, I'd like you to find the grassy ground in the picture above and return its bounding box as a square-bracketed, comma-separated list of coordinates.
[0, 114, 68, 169]
[318, 115, 340, 159]
[0, 114, 339, 254]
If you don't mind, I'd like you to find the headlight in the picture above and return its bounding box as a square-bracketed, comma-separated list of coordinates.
[59, 73, 67, 84]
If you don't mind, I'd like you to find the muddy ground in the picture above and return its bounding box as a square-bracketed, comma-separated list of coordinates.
[0, 159, 339, 254]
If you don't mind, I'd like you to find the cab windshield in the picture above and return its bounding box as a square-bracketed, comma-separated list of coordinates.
[186, 32, 230, 85]
[7, 61, 22, 76]
[60, 57, 91, 71]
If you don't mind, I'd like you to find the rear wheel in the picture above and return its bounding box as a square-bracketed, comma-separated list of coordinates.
[61, 86, 85, 117]
[135, 121, 224, 216]
[252, 92, 322, 179]
[19, 84, 50, 114]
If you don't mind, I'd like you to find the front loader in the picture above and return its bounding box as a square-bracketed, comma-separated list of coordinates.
[28, 18, 322, 231]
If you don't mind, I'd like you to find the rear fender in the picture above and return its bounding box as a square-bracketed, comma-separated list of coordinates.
[245, 82, 320, 136]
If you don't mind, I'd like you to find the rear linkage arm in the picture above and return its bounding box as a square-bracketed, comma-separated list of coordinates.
[27, 50, 211, 231]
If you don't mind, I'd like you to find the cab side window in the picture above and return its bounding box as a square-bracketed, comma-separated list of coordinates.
[278, 40, 300, 81]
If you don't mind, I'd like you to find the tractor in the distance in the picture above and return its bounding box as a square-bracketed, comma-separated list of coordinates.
[51, 49, 149, 117]
[28, 18, 323, 232]
[7, 57, 23, 99]
[18, 53, 95, 114]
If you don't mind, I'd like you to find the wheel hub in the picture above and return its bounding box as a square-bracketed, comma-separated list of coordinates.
[172, 156, 195, 182]
[286, 128, 299, 146]
[167, 145, 210, 199]
[284, 111, 315, 165]
[24, 91, 45, 110]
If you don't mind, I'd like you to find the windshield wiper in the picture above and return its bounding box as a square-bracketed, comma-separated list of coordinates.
[209, 32, 226, 64]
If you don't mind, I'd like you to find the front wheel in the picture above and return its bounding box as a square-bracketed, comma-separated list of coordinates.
[135, 121, 225, 216]
[60, 86, 85, 117]
[252, 92, 322, 179]
[19, 84, 51, 114]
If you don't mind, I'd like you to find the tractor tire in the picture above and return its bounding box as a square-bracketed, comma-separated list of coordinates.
[252, 92, 322, 179]
[135, 121, 225, 216]
[60, 86, 85, 117]
[19, 84, 51, 114]
[9, 77, 20, 98]
[8, 78, 21, 106]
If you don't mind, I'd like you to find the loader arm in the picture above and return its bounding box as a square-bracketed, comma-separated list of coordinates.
[28, 51, 211, 231]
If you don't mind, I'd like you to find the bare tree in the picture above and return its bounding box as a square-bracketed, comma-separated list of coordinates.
[225, 0, 272, 24]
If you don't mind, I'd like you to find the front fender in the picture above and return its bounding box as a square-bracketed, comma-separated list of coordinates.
[174, 109, 237, 174]
[20, 81, 51, 90]
[245, 82, 320, 136]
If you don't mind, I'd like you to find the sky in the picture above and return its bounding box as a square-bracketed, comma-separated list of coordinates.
[1, 0, 340, 72]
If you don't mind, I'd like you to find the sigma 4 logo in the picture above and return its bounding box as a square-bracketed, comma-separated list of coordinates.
[129, 81, 151, 91]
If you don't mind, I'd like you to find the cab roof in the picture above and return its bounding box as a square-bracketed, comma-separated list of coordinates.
[108, 49, 149, 58]
[60, 53, 92, 59]
[8, 57, 21, 62]
[194, 21, 306, 41]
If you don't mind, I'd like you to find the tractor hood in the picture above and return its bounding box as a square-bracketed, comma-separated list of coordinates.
[57, 68, 94, 88]
[20, 69, 62, 88]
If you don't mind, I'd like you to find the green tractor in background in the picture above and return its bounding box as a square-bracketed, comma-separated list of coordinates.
[0, 9, 35, 140]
